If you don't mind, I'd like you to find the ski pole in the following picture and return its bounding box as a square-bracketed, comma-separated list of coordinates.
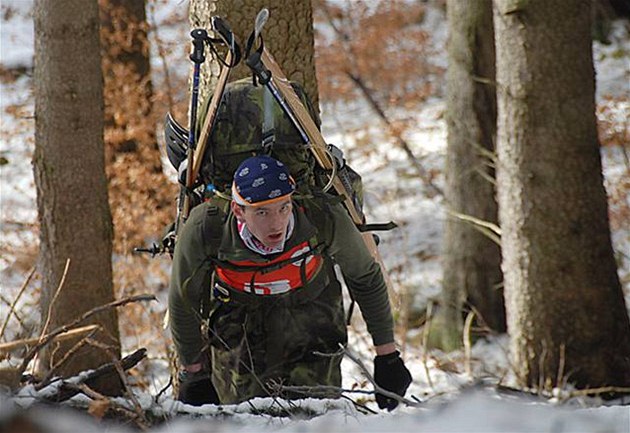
[174, 28, 207, 236]
[191, 17, 241, 181]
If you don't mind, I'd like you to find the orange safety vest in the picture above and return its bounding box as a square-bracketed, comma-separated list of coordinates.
[215, 241, 323, 295]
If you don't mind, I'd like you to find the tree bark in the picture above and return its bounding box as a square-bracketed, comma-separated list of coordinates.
[190, 0, 319, 113]
[494, 0, 630, 388]
[33, 0, 121, 394]
[437, 0, 504, 350]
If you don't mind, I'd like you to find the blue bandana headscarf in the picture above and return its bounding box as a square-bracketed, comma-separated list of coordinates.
[232, 155, 296, 206]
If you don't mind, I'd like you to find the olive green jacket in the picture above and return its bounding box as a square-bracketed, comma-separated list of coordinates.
[168, 199, 394, 366]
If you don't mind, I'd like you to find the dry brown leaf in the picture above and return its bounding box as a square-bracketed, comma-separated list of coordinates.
[88, 399, 111, 420]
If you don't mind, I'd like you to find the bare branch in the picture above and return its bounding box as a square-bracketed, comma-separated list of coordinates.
[19, 294, 155, 374]
[345, 71, 443, 198]
[67, 382, 149, 430]
[41, 259, 71, 338]
[0, 324, 100, 354]
[35, 326, 101, 390]
[87, 339, 149, 428]
[340, 344, 421, 408]
[43, 348, 147, 403]
[445, 208, 502, 246]
[0, 266, 35, 341]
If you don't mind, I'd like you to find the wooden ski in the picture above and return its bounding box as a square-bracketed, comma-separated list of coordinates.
[245, 11, 395, 291]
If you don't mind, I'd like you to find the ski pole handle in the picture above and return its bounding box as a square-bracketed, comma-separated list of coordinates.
[190, 29, 208, 64]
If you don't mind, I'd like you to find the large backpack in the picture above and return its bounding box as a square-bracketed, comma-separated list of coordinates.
[165, 78, 363, 210]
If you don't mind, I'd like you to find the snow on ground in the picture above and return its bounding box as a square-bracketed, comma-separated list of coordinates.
[1, 1, 630, 431]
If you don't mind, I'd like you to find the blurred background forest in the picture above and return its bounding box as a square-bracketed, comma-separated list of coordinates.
[1, 0, 629, 428]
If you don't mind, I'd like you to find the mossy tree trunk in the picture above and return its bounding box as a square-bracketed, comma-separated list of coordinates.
[436, 0, 505, 351]
[33, 0, 121, 394]
[494, 0, 630, 389]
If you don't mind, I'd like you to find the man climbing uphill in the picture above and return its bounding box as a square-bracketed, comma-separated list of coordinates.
[168, 154, 411, 409]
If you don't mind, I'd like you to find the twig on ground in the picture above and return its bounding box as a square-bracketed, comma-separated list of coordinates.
[563, 386, 630, 398]
[207, 326, 291, 414]
[340, 344, 421, 408]
[87, 338, 149, 428]
[43, 348, 147, 403]
[341, 394, 378, 415]
[69, 382, 149, 431]
[0, 266, 35, 341]
[18, 294, 155, 375]
[154, 374, 172, 404]
[268, 383, 381, 398]
[35, 326, 101, 390]
[264, 380, 377, 417]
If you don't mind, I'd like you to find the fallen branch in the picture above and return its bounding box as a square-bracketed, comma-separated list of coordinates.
[560, 386, 630, 401]
[65, 382, 149, 431]
[35, 326, 101, 390]
[267, 381, 379, 415]
[88, 339, 150, 428]
[43, 348, 147, 403]
[0, 325, 100, 354]
[268, 383, 380, 398]
[19, 294, 156, 374]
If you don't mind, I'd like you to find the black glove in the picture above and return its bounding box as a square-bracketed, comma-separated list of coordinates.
[373, 351, 412, 411]
[178, 370, 220, 406]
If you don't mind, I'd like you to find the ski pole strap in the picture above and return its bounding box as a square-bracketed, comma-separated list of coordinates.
[246, 40, 271, 85]
[211, 16, 242, 66]
[245, 18, 272, 85]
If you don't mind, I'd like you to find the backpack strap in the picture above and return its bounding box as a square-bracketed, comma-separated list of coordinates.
[296, 193, 336, 250]
[299, 192, 364, 326]
[202, 203, 226, 259]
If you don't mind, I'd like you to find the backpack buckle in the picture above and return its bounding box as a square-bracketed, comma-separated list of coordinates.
[261, 130, 275, 150]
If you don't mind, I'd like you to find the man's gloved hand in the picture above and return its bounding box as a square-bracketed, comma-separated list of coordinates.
[178, 369, 220, 406]
[373, 351, 412, 411]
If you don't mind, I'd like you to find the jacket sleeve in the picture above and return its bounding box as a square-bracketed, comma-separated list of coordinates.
[168, 204, 214, 366]
[327, 203, 395, 346]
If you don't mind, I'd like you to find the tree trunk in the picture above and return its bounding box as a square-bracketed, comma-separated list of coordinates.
[190, 0, 319, 112]
[100, 0, 174, 251]
[33, 0, 121, 394]
[437, 0, 504, 350]
[494, 0, 630, 389]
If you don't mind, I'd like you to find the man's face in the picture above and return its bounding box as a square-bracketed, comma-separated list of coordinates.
[232, 198, 293, 248]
